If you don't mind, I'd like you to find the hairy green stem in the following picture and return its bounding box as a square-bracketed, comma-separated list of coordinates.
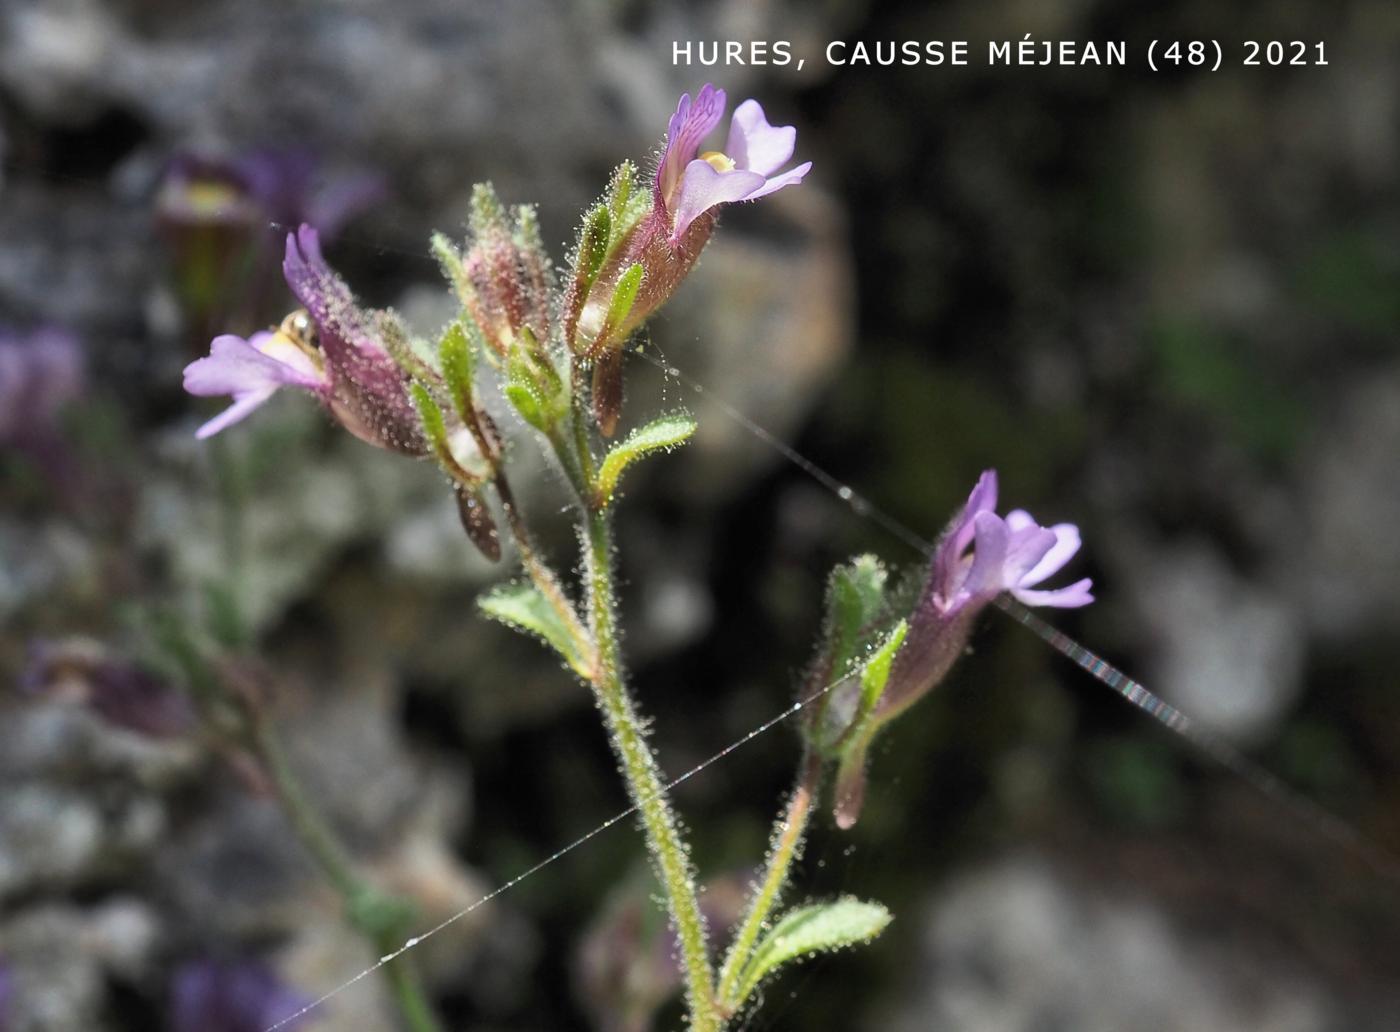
[253, 720, 445, 1032]
[715, 748, 822, 1011]
[583, 507, 719, 1032]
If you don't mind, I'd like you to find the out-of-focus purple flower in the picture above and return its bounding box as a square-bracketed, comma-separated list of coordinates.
[20, 638, 196, 739]
[655, 84, 811, 247]
[0, 326, 83, 446]
[0, 962, 13, 1032]
[169, 960, 315, 1032]
[231, 149, 385, 242]
[833, 470, 1092, 828]
[157, 149, 384, 355]
[184, 225, 426, 453]
[157, 149, 383, 243]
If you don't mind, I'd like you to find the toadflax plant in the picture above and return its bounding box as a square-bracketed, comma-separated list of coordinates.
[180, 83, 1092, 1031]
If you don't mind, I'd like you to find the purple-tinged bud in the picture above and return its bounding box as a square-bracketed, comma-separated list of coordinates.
[20, 638, 196, 739]
[439, 185, 553, 359]
[170, 959, 314, 1032]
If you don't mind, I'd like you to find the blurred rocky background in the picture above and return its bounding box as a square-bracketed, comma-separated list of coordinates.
[3, 0, 1400, 1029]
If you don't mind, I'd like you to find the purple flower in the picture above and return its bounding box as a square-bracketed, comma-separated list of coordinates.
[927, 470, 1094, 615]
[170, 960, 315, 1032]
[158, 149, 382, 242]
[832, 470, 1092, 828]
[0, 326, 83, 445]
[184, 225, 426, 454]
[20, 638, 196, 739]
[656, 84, 811, 247]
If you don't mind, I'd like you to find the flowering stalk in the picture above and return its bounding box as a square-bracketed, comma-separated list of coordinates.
[714, 748, 823, 1013]
[580, 501, 719, 1032]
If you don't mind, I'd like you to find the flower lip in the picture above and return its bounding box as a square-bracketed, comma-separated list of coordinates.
[182, 323, 330, 439]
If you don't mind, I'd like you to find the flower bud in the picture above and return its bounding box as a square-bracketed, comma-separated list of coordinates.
[440, 184, 553, 359]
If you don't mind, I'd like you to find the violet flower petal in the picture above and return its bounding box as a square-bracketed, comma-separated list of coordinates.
[936, 469, 998, 591]
[1012, 577, 1095, 609]
[184, 332, 326, 439]
[668, 161, 767, 243]
[738, 160, 813, 201]
[1012, 517, 1082, 587]
[1001, 522, 1059, 587]
[724, 99, 797, 176]
[658, 84, 728, 202]
[194, 389, 278, 439]
[963, 511, 1011, 597]
[184, 333, 321, 397]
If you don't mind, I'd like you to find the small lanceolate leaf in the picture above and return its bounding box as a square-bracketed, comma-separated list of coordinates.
[578, 203, 611, 286]
[410, 383, 449, 449]
[595, 412, 697, 503]
[606, 161, 634, 232]
[431, 232, 466, 291]
[732, 898, 892, 1006]
[860, 619, 908, 713]
[504, 382, 547, 432]
[438, 322, 474, 418]
[479, 582, 590, 677]
[601, 262, 644, 341]
[826, 556, 889, 679]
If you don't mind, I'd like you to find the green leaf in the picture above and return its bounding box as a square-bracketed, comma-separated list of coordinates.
[469, 181, 505, 235]
[438, 321, 474, 418]
[602, 262, 644, 338]
[479, 582, 590, 677]
[606, 161, 634, 235]
[733, 898, 892, 1005]
[595, 412, 697, 504]
[578, 203, 611, 285]
[504, 383, 547, 432]
[826, 556, 888, 679]
[860, 619, 907, 712]
[430, 232, 465, 290]
[410, 383, 448, 448]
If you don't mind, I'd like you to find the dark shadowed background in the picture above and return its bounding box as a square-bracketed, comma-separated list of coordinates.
[3, 1, 1400, 1030]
